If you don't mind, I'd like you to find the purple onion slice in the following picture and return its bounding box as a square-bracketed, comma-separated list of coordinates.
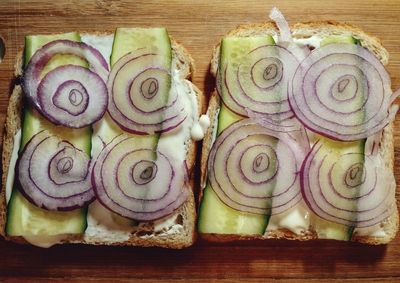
[37, 65, 108, 128]
[92, 134, 189, 221]
[218, 43, 300, 121]
[17, 130, 95, 211]
[23, 40, 109, 128]
[269, 7, 311, 61]
[107, 51, 186, 134]
[301, 140, 396, 227]
[288, 42, 399, 141]
[208, 119, 307, 215]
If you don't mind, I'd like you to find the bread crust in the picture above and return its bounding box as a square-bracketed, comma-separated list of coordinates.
[1, 33, 201, 249]
[201, 21, 398, 245]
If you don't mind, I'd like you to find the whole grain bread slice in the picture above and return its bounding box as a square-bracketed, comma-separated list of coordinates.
[201, 21, 398, 245]
[1, 33, 202, 249]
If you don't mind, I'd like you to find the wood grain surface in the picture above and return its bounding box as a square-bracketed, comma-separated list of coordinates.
[1, 0, 400, 281]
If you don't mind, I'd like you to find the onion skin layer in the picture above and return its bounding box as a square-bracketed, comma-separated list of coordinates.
[288, 43, 399, 141]
[17, 131, 95, 211]
[301, 139, 395, 228]
[107, 51, 186, 135]
[208, 119, 306, 215]
[92, 134, 189, 221]
[218, 37, 299, 122]
[23, 40, 109, 128]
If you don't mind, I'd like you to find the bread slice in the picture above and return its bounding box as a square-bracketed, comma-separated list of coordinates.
[201, 21, 398, 245]
[1, 32, 203, 249]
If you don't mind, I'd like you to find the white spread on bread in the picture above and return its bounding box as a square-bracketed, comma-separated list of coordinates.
[5, 129, 21, 204]
[80, 34, 114, 67]
[292, 35, 322, 48]
[266, 201, 310, 235]
[84, 200, 131, 242]
[191, 115, 210, 141]
[153, 213, 185, 235]
[85, 34, 197, 243]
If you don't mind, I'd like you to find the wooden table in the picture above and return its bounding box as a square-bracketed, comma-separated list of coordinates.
[1, 0, 400, 281]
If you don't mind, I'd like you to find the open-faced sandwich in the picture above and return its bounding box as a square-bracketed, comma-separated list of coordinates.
[2, 28, 206, 248]
[199, 8, 399, 244]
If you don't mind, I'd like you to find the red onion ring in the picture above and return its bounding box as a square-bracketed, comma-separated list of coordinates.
[107, 51, 186, 134]
[17, 131, 94, 211]
[208, 119, 306, 215]
[289, 43, 399, 141]
[92, 134, 189, 221]
[23, 40, 109, 128]
[218, 44, 299, 121]
[246, 107, 310, 152]
[364, 129, 383, 156]
[269, 7, 292, 42]
[269, 7, 311, 61]
[301, 140, 396, 227]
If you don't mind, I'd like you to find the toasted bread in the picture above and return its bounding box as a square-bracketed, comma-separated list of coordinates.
[201, 22, 398, 245]
[1, 32, 203, 249]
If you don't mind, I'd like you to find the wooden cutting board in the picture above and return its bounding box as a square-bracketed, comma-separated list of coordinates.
[0, 0, 400, 281]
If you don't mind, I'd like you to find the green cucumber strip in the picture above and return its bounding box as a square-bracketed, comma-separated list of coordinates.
[90, 29, 172, 224]
[108, 28, 172, 151]
[21, 106, 91, 152]
[198, 36, 276, 236]
[218, 36, 276, 116]
[198, 184, 268, 234]
[217, 103, 242, 135]
[320, 35, 358, 47]
[6, 32, 91, 236]
[311, 137, 365, 241]
[110, 27, 171, 67]
[7, 190, 86, 236]
[311, 36, 365, 241]
[219, 36, 276, 69]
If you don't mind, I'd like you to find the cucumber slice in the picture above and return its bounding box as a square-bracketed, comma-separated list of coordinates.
[107, 27, 172, 149]
[311, 35, 364, 241]
[199, 36, 276, 236]
[110, 27, 171, 67]
[219, 36, 275, 68]
[218, 36, 276, 116]
[311, 137, 365, 241]
[217, 104, 242, 135]
[6, 32, 91, 236]
[320, 35, 359, 46]
[21, 106, 91, 152]
[7, 191, 86, 236]
[198, 185, 268, 234]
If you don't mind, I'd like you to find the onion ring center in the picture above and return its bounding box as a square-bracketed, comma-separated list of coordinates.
[69, 89, 84, 106]
[250, 57, 283, 90]
[140, 77, 159, 99]
[132, 160, 158, 185]
[52, 80, 89, 116]
[239, 143, 279, 184]
[57, 156, 74, 174]
[253, 153, 270, 173]
[345, 162, 366, 188]
[331, 75, 358, 102]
